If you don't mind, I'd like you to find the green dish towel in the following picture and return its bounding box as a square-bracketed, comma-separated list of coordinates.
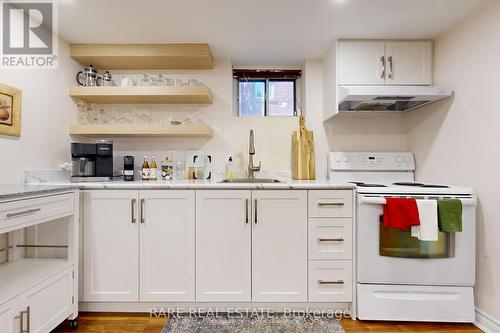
[437, 199, 463, 232]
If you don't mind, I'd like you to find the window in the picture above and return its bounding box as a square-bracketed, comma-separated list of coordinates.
[233, 69, 301, 117]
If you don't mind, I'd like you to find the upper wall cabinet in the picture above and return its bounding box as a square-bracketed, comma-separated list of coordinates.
[338, 40, 432, 86]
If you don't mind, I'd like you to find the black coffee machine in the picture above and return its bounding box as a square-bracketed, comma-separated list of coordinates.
[71, 140, 113, 182]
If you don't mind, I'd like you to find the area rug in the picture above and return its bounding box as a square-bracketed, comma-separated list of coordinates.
[162, 313, 345, 333]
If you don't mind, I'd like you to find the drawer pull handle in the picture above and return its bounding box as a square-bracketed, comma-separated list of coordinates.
[6, 208, 41, 218]
[318, 237, 344, 242]
[319, 280, 344, 285]
[16, 306, 30, 333]
[318, 202, 344, 207]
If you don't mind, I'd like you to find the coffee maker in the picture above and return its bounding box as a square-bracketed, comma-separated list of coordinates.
[71, 140, 113, 182]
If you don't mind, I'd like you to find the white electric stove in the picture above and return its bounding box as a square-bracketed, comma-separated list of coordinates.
[328, 152, 477, 323]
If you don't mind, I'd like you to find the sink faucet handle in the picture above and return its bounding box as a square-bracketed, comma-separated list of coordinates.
[256, 161, 261, 171]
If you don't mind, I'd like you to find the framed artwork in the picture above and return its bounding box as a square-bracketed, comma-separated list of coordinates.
[0, 83, 22, 137]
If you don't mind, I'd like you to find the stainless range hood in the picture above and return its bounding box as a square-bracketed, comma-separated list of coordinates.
[338, 86, 453, 112]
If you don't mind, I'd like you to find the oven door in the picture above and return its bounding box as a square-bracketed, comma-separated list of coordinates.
[356, 194, 476, 286]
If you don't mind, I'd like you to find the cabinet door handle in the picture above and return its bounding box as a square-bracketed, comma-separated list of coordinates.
[6, 208, 41, 219]
[245, 199, 249, 224]
[388, 56, 394, 79]
[319, 280, 344, 285]
[318, 202, 344, 207]
[318, 237, 344, 242]
[254, 199, 258, 224]
[131, 199, 136, 224]
[17, 306, 30, 333]
[140, 199, 145, 224]
[380, 56, 386, 79]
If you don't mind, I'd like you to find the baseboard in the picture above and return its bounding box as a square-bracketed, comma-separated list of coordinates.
[475, 308, 500, 333]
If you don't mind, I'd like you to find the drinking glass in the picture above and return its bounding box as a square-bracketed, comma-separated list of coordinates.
[139, 74, 151, 86]
[174, 161, 185, 180]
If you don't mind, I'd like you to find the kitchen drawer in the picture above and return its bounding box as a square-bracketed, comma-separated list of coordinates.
[357, 284, 475, 322]
[308, 190, 353, 218]
[309, 218, 352, 259]
[0, 193, 74, 233]
[308, 260, 352, 302]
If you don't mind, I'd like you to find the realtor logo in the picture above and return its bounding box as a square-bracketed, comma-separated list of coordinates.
[1, 0, 58, 68]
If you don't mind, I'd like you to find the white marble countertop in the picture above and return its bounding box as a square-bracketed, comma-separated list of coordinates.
[24, 170, 355, 190]
[0, 185, 75, 201]
[25, 179, 355, 190]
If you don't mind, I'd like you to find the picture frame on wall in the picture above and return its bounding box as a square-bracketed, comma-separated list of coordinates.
[0, 83, 22, 137]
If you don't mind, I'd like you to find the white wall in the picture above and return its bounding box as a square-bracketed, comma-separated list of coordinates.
[0, 38, 79, 185]
[115, 59, 407, 178]
[406, 0, 500, 322]
[111, 59, 299, 175]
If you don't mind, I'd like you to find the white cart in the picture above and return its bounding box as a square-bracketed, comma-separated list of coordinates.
[0, 189, 79, 332]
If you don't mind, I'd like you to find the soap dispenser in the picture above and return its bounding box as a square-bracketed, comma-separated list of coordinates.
[226, 156, 237, 180]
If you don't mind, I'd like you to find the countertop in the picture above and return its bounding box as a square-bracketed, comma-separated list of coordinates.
[0, 185, 75, 201]
[24, 176, 355, 191]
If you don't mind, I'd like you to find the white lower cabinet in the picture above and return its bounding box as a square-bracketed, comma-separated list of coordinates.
[0, 297, 19, 333]
[82, 189, 354, 305]
[196, 190, 252, 302]
[83, 190, 139, 301]
[139, 190, 195, 302]
[252, 190, 308, 302]
[21, 267, 73, 333]
[0, 267, 73, 333]
[83, 190, 196, 302]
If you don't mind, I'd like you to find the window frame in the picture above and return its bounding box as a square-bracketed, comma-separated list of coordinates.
[237, 78, 297, 117]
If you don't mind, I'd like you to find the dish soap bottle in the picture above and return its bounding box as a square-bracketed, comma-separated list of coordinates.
[226, 156, 237, 180]
[142, 156, 150, 181]
[150, 156, 158, 181]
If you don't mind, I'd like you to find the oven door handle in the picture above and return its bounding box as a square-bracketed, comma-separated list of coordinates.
[359, 197, 477, 207]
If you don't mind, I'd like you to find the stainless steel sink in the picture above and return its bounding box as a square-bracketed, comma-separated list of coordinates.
[219, 178, 281, 183]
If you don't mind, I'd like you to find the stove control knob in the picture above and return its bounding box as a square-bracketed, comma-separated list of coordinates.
[403, 156, 410, 163]
[343, 157, 350, 163]
[395, 157, 402, 163]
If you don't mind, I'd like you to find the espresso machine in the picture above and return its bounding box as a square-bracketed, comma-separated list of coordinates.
[71, 140, 113, 182]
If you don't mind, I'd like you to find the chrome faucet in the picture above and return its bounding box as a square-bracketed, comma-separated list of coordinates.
[248, 130, 261, 180]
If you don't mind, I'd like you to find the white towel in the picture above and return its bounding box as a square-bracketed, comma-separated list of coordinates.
[411, 200, 439, 241]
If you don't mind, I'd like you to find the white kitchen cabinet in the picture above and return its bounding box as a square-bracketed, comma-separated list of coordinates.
[83, 190, 139, 302]
[139, 190, 195, 302]
[338, 40, 432, 86]
[338, 40, 386, 85]
[196, 190, 252, 302]
[385, 41, 432, 85]
[252, 190, 308, 302]
[0, 297, 19, 333]
[21, 267, 73, 333]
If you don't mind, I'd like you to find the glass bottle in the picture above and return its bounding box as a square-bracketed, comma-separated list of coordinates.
[150, 156, 158, 181]
[142, 156, 150, 181]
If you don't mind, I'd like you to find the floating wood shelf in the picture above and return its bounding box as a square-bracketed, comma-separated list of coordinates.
[70, 43, 214, 70]
[69, 86, 213, 104]
[69, 124, 213, 138]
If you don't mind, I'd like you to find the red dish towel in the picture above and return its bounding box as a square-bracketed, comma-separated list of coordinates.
[383, 197, 421, 231]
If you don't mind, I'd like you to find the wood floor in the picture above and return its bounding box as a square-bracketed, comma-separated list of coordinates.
[52, 312, 484, 333]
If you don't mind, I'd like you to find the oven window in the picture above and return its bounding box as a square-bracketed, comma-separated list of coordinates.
[379, 224, 454, 259]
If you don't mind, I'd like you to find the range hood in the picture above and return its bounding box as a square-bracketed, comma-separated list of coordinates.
[338, 86, 453, 112]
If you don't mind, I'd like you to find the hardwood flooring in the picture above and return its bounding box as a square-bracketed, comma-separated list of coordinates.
[52, 312, 484, 333]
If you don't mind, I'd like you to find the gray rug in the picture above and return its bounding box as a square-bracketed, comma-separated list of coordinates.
[162, 314, 345, 333]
